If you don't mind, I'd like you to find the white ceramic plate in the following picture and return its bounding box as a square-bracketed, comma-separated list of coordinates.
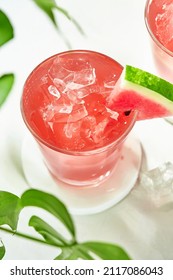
[22, 134, 142, 215]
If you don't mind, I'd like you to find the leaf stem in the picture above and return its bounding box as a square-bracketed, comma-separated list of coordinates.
[0, 226, 76, 248]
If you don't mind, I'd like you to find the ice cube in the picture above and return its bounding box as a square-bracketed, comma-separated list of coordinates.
[66, 90, 79, 104]
[58, 103, 73, 114]
[155, 2, 173, 47]
[66, 82, 83, 90]
[106, 107, 119, 120]
[139, 162, 173, 207]
[73, 67, 96, 86]
[53, 78, 66, 93]
[64, 121, 81, 139]
[67, 104, 88, 123]
[62, 67, 96, 92]
[76, 85, 100, 99]
[41, 95, 73, 124]
[77, 88, 90, 99]
[48, 57, 73, 80]
[48, 85, 61, 98]
[49, 57, 96, 92]
[40, 75, 58, 102]
[92, 118, 109, 144]
[104, 80, 117, 88]
[41, 104, 55, 122]
[80, 115, 96, 139]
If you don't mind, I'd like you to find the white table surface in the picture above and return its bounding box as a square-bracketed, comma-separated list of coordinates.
[0, 0, 173, 260]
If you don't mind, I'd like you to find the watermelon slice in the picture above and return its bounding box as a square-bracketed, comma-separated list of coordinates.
[108, 65, 173, 120]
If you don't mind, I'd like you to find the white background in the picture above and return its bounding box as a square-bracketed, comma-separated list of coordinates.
[0, 0, 173, 260]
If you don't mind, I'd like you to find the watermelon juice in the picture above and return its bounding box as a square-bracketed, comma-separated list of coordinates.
[145, 0, 173, 83]
[21, 50, 137, 186]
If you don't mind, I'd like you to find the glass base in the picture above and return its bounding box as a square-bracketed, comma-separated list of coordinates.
[21, 134, 142, 215]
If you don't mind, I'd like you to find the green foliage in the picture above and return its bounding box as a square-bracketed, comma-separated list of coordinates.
[0, 189, 131, 260]
[0, 10, 14, 107]
[29, 215, 70, 246]
[0, 74, 15, 107]
[32, 0, 84, 34]
[54, 245, 95, 260]
[32, 0, 84, 48]
[21, 189, 75, 238]
[0, 10, 14, 47]
[32, 0, 57, 26]
[0, 191, 21, 230]
[81, 242, 131, 260]
[0, 241, 5, 259]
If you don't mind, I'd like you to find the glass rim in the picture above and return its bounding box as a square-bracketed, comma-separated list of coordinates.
[144, 0, 173, 58]
[21, 49, 137, 156]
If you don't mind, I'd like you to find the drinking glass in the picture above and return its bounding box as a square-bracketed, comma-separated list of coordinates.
[21, 50, 141, 213]
[145, 0, 173, 124]
[145, 0, 173, 83]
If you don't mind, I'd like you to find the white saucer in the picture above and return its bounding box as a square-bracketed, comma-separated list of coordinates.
[21, 134, 142, 215]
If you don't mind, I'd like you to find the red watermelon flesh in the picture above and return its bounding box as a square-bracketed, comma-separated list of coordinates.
[107, 65, 173, 121]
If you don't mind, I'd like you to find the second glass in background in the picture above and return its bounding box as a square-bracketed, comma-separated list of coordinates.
[145, 0, 173, 124]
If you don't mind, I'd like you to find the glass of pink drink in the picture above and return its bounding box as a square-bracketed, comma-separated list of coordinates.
[145, 0, 173, 83]
[21, 50, 137, 187]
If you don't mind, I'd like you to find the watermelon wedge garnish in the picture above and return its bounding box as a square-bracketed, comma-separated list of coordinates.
[108, 65, 173, 120]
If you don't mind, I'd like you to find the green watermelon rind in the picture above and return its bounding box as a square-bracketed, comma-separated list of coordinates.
[125, 65, 173, 101]
[122, 65, 173, 113]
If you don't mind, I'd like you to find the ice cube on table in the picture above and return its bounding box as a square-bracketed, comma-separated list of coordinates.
[155, 2, 173, 47]
[139, 162, 173, 207]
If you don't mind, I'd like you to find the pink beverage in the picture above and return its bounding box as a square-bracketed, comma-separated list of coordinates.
[21, 50, 136, 186]
[145, 0, 173, 83]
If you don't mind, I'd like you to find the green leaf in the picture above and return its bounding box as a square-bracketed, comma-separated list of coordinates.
[0, 191, 22, 230]
[0, 240, 5, 259]
[32, 0, 57, 26]
[21, 189, 75, 238]
[0, 10, 14, 47]
[54, 245, 94, 260]
[29, 215, 70, 246]
[56, 242, 129, 260]
[75, 246, 94, 260]
[32, 0, 84, 34]
[0, 74, 15, 107]
[55, 5, 84, 35]
[54, 247, 74, 260]
[80, 242, 131, 260]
